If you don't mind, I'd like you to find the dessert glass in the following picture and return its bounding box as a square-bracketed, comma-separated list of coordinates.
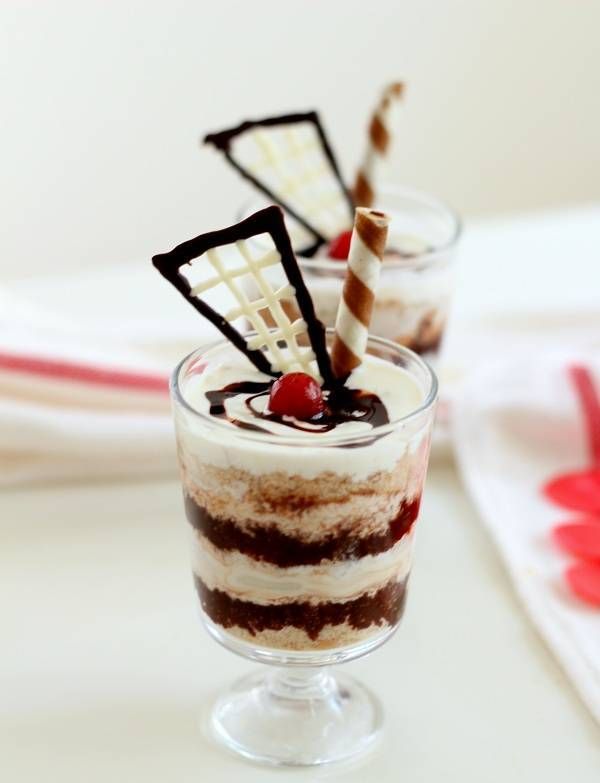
[298, 185, 461, 363]
[241, 186, 460, 364]
[171, 331, 438, 766]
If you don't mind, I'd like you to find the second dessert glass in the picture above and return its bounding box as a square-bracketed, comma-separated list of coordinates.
[241, 185, 461, 365]
[298, 185, 461, 363]
[171, 330, 438, 766]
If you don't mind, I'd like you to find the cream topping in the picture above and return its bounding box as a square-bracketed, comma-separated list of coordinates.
[182, 349, 424, 440]
[174, 342, 433, 479]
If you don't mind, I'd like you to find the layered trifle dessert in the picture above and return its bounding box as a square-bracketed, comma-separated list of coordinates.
[153, 203, 437, 655]
[153, 143, 439, 763]
[173, 337, 433, 651]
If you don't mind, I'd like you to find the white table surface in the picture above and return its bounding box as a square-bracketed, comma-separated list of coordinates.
[2, 206, 600, 780]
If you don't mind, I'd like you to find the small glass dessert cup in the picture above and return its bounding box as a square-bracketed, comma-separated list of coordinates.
[300, 185, 461, 364]
[171, 331, 437, 767]
[241, 185, 460, 366]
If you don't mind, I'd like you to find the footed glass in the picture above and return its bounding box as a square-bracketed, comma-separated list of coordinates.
[170, 332, 438, 766]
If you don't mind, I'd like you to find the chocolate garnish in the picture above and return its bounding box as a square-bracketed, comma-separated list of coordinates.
[205, 379, 389, 436]
[152, 206, 334, 385]
[204, 112, 354, 256]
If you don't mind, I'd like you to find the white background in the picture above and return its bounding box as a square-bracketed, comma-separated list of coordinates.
[2, 0, 599, 280]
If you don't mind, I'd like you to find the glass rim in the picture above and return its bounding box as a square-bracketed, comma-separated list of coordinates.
[239, 183, 461, 273]
[298, 183, 462, 272]
[171, 329, 438, 448]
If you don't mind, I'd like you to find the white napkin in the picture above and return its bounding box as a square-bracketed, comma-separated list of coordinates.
[452, 350, 600, 724]
[0, 278, 222, 485]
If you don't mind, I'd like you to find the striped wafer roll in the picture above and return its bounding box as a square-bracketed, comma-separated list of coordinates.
[353, 82, 404, 208]
[331, 208, 390, 380]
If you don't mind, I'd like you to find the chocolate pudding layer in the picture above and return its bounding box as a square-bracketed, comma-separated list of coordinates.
[181, 457, 422, 650]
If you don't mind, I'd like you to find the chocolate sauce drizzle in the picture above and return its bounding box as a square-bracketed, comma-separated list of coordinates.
[205, 379, 389, 436]
[204, 112, 354, 256]
[152, 206, 334, 386]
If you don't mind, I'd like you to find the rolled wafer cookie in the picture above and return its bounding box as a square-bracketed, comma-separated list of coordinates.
[353, 82, 404, 208]
[331, 208, 390, 380]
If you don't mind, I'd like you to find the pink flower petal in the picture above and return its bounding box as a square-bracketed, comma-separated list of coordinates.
[553, 523, 600, 560]
[565, 561, 600, 607]
[543, 468, 600, 513]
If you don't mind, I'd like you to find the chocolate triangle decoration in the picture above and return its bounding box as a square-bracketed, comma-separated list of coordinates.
[152, 206, 334, 385]
[204, 113, 354, 255]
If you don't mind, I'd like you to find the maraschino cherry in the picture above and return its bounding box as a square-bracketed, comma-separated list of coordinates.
[268, 373, 324, 420]
[328, 230, 353, 260]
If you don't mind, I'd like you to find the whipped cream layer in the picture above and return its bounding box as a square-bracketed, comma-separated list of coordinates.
[175, 344, 430, 479]
[304, 261, 453, 313]
[190, 529, 414, 604]
[184, 350, 422, 436]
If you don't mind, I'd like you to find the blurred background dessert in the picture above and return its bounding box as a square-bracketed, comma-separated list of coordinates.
[206, 85, 461, 364]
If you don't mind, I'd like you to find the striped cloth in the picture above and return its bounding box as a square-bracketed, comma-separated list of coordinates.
[0, 287, 195, 485]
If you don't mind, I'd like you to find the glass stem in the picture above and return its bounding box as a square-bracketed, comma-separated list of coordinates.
[266, 666, 336, 702]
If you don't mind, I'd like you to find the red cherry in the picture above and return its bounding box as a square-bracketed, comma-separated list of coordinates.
[268, 373, 325, 420]
[328, 230, 353, 260]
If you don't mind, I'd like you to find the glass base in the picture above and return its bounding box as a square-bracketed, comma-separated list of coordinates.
[211, 667, 382, 767]
[203, 613, 398, 666]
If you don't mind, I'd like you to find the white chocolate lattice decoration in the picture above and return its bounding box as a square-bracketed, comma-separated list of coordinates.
[205, 113, 354, 254]
[152, 206, 334, 385]
[191, 240, 316, 376]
